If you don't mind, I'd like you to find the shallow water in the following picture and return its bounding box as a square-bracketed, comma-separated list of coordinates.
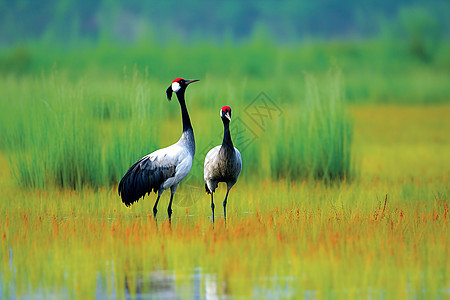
[2, 256, 449, 300]
[1, 262, 296, 299]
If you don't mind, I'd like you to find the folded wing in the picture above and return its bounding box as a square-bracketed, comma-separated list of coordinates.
[118, 151, 177, 207]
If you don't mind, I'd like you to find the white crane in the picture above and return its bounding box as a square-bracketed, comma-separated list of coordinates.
[118, 78, 199, 221]
[204, 106, 242, 222]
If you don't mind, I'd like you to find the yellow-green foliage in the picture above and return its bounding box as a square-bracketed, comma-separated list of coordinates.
[0, 181, 448, 299]
[1, 105, 448, 299]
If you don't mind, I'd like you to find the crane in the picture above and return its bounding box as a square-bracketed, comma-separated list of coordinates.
[118, 78, 199, 221]
[204, 106, 242, 222]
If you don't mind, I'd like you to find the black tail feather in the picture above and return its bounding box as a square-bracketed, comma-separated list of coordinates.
[118, 156, 176, 207]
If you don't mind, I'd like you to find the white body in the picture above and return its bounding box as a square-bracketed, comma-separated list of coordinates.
[148, 138, 194, 191]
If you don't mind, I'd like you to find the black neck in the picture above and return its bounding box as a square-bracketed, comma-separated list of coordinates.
[176, 89, 192, 133]
[222, 120, 234, 149]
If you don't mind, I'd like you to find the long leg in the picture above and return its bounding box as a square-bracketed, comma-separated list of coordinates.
[211, 193, 215, 223]
[167, 185, 177, 222]
[153, 190, 163, 219]
[223, 185, 232, 222]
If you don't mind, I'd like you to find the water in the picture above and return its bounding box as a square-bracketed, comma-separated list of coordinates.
[1, 264, 294, 299]
[2, 247, 448, 299]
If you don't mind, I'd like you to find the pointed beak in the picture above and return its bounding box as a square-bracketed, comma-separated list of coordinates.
[225, 112, 231, 121]
[185, 79, 199, 85]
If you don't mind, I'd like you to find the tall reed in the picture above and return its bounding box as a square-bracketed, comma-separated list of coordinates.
[4, 70, 163, 189]
[270, 71, 353, 181]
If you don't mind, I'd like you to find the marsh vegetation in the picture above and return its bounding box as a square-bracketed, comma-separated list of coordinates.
[1, 5, 449, 297]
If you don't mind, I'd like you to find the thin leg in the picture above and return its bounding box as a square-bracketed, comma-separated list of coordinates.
[211, 193, 215, 223]
[167, 186, 177, 222]
[167, 193, 174, 222]
[153, 190, 162, 219]
[223, 188, 231, 222]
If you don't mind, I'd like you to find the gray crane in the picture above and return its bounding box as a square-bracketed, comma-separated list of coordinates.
[118, 78, 199, 221]
[204, 106, 242, 222]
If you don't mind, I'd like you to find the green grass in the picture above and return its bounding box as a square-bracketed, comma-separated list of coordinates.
[1, 40, 449, 188]
[1, 40, 450, 103]
[270, 70, 353, 181]
[1, 68, 354, 189]
[1, 71, 165, 189]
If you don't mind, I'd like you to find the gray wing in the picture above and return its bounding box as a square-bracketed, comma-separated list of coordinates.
[118, 153, 176, 207]
[234, 147, 242, 179]
[203, 146, 221, 194]
[203, 146, 220, 180]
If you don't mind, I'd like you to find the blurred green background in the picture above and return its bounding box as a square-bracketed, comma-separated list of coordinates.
[1, 0, 449, 80]
[1, 0, 449, 46]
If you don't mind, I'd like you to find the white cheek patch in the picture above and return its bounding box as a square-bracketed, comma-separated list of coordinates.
[219, 109, 223, 118]
[172, 82, 181, 92]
